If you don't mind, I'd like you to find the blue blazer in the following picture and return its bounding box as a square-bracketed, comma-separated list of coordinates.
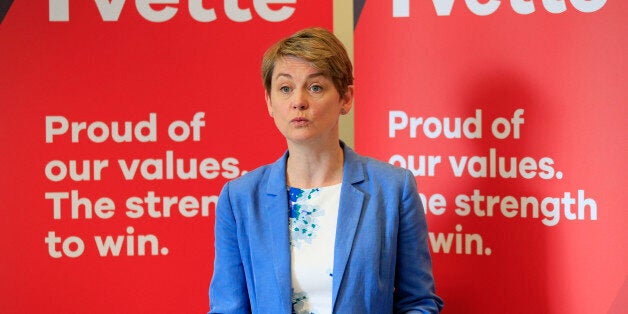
[209, 144, 443, 313]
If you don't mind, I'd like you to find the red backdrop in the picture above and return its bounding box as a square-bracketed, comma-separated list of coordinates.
[1, 0, 627, 313]
[354, 0, 627, 313]
[0, 1, 332, 313]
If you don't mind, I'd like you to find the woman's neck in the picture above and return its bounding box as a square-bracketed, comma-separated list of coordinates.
[286, 139, 344, 189]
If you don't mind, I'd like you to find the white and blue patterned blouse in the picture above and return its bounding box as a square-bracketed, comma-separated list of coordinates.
[288, 183, 341, 314]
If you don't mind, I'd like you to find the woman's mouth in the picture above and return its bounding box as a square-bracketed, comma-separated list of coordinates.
[291, 117, 309, 126]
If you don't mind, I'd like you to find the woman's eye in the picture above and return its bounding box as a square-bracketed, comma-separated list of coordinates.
[280, 86, 291, 93]
[310, 85, 323, 93]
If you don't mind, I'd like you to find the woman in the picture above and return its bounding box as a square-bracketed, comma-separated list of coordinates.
[209, 27, 443, 313]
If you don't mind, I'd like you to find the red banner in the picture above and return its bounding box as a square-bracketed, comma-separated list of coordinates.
[354, 1, 626, 313]
[0, 1, 332, 313]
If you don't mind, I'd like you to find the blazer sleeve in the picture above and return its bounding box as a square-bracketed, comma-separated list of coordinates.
[209, 182, 251, 313]
[393, 170, 444, 313]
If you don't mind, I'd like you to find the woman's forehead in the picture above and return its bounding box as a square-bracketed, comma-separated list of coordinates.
[275, 56, 315, 70]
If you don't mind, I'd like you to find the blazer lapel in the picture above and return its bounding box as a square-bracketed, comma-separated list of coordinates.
[332, 144, 366, 310]
[264, 152, 292, 311]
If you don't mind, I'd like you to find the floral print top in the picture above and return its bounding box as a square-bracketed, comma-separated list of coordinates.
[288, 183, 341, 314]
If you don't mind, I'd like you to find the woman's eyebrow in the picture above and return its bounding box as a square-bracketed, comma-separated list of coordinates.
[274, 72, 325, 80]
[275, 73, 292, 80]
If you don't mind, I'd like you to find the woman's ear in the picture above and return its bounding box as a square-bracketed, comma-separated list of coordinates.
[340, 85, 354, 115]
[265, 90, 273, 117]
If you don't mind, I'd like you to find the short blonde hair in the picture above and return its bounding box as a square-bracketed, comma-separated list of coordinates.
[261, 27, 354, 97]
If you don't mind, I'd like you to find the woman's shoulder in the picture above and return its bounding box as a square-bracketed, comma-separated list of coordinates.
[226, 162, 274, 190]
[348, 153, 419, 200]
[348, 148, 411, 179]
[362, 155, 407, 173]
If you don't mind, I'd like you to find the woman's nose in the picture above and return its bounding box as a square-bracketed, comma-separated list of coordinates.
[292, 89, 308, 110]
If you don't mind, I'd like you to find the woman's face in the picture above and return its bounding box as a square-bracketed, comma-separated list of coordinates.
[265, 57, 353, 146]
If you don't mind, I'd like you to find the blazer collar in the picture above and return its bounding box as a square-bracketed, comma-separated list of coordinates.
[333, 142, 367, 310]
[265, 150, 291, 310]
[264, 142, 368, 312]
